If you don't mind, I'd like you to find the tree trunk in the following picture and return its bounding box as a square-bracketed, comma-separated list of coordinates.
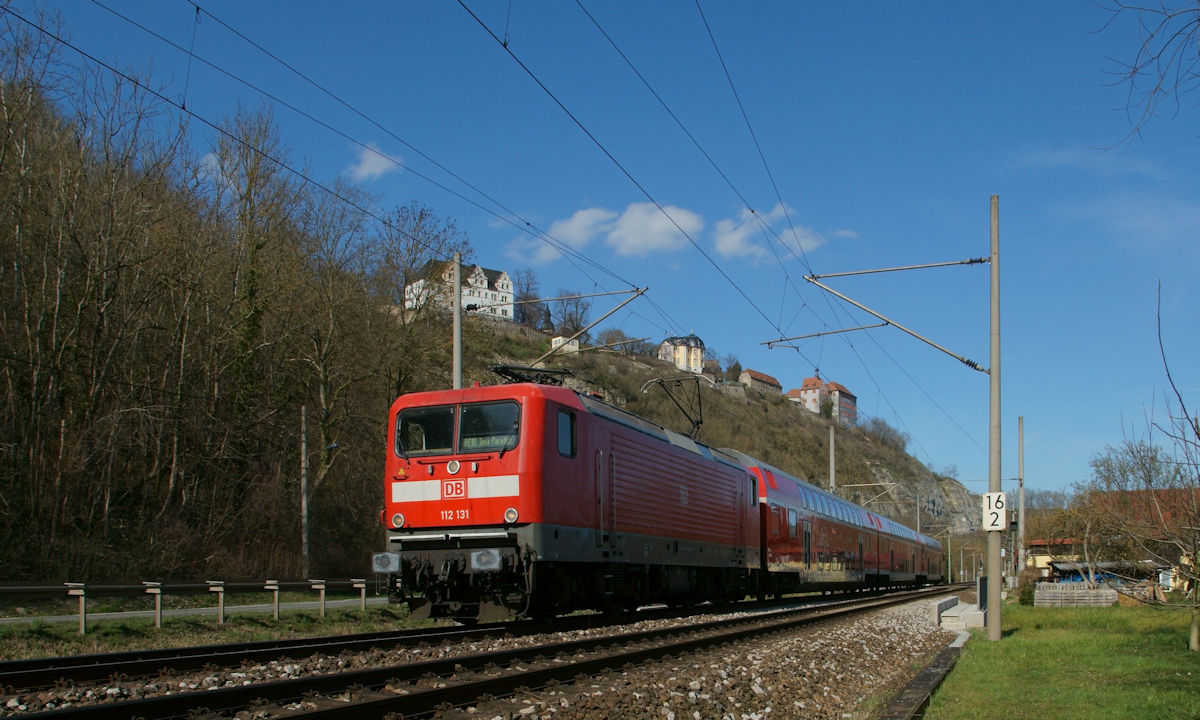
[1191, 603, 1198, 652]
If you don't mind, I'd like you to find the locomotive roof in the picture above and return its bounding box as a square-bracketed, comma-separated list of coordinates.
[576, 391, 745, 472]
[393, 383, 745, 472]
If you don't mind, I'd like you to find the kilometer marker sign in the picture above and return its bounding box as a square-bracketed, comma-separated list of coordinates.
[981, 491, 1007, 531]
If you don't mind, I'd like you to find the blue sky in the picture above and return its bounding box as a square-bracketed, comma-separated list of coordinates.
[16, 1, 1199, 495]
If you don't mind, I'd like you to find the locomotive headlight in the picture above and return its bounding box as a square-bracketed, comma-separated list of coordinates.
[391, 512, 405, 528]
[504, 507, 519, 524]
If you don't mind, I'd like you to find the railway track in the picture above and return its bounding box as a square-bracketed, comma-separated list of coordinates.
[2, 585, 964, 720]
[0, 623, 516, 691]
[0, 584, 925, 691]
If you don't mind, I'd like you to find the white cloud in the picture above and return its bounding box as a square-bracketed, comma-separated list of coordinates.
[714, 207, 769, 261]
[713, 203, 842, 262]
[607, 202, 703, 256]
[505, 207, 617, 266]
[782, 224, 832, 258]
[508, 202, 712, 265]
[1077, 191, 1200, 253]
[1012, 146, 1163, 179]
[551, 207, 618, 248]
[345, 142, 403, 182]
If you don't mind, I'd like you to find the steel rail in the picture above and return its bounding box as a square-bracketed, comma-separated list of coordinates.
[13, 585, 964, 720]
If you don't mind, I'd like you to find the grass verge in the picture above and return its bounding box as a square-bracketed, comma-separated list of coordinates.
[0, 604, 434, 661]
[924, 602, 1200, 720]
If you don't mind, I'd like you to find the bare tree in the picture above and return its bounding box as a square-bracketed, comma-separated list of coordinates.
[1072, 289, 1200, 651]
[369, 202, 471, 396]
[511, 268, 544, 329]
[724, 355, 743, 383]
[1102, 2, 1200, 140]
[552, 288, 591, 338]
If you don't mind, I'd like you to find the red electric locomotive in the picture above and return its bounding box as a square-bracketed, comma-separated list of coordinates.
[375, 382, 760, 622]
[723, 450, 944, 593]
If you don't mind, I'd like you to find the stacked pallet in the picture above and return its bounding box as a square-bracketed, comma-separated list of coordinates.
[1033, 583, 1118, 607]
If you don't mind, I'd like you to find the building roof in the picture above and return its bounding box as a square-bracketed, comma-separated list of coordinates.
[826, 381, 856, 398]
[785, 388, 805, 400]
[418, 260, 509, 290]
[799, 376, 824, 391]
[742, 369, 781, 387]
[661, 334, 705, 349]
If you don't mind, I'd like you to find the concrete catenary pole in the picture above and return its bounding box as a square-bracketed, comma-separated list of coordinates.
[829, 422, 836, 491]
[452, 252, 462, 389]
[1018, 415, 1026, 575]
[300, 405, 309, 578]
[987, 195, 1003, 641]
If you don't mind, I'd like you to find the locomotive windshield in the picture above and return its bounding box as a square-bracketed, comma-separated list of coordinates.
[397, 405, 454, 456]
[396, 401, 520, 457]
[459, 401, 520, 452]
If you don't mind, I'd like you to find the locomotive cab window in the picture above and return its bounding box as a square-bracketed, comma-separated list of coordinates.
[557, 409, 576, 457]
[397, 405, 454, 456]
[459, 401, 520, 452]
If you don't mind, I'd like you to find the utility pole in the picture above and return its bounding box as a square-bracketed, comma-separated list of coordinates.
[1018, 415, 1026, 576]
[792, 195, 998, 627]
[452, 252, 462, 389]
[986, 195, 1003, 641]
[300, 405, 309, 578]
[829, 422, 836, 491]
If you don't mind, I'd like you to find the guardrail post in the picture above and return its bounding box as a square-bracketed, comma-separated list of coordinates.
[143, 582, 163, 628]
[351, 578, 366, 613]
[309, 579, 326, 618]
[207, 580, 225, 623]
[65, 583, 86, 635]
[265, 580, 280, 620]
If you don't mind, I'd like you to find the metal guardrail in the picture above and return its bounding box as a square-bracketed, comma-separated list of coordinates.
[0, 579, 372, 635]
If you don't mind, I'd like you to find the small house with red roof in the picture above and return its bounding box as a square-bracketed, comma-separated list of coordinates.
[739, 368, 782, 395]
[787, 375, 857, 426]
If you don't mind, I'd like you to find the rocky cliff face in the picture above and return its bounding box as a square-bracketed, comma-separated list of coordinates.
[851, 461, 978, 536]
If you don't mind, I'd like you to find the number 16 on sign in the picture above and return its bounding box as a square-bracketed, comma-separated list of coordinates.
[982, 492, 1007, 531]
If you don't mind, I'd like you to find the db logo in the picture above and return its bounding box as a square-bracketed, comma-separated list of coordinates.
[441, 479, 467, 500]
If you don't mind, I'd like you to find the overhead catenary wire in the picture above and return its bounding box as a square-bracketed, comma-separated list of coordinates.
[89, 0, 684, 339]
[693, 0, 819, 277]
[91, 0, 629, 295]
[575, 0, 824, 338]
[46, 2, 988, 475]
[686, 1, 973, 461]
[692, 3, 996, 467]
[457, 0, 818, 372]
[3, 5, 449, 263]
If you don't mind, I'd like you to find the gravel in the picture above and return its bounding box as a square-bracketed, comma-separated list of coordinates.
[0, 596, 958, 719]
[462, 600, 957, 720]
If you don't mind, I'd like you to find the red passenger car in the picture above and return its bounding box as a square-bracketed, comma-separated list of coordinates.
[376, 383, 760, 622]
[721, 450, 944, 593]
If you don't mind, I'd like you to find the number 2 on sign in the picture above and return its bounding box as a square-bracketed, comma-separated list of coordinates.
[982, 492, 1007, 531]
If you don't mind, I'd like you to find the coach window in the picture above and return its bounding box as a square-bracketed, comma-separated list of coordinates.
[557, 409, 576, 457]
